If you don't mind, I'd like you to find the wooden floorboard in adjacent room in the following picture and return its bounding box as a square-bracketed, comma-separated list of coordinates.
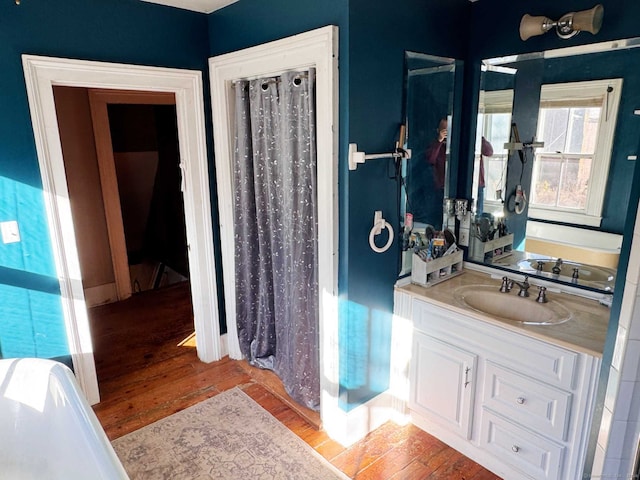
[90, 283, 501, 479]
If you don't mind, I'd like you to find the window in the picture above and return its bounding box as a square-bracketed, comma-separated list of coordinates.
[475, 89, 513, 212]
[528, 79, 622, 227]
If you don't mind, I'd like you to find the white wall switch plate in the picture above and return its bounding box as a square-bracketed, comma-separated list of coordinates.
[1, 220, 20, 244]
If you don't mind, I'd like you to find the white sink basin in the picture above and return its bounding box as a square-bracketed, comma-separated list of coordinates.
[453, 285, 571, 325]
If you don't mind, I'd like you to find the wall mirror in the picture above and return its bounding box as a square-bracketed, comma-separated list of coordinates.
[468, 37, 640, 293]
[400, 51, 462, 275]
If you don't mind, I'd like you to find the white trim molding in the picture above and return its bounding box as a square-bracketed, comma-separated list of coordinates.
[209, 25, 340, 439]
[530, 78, 623, 226]
[328, 390, 399, 447]
[22, 55, 220, 404]
[526, 220, 623, 253]
[84, 283, 118, 308]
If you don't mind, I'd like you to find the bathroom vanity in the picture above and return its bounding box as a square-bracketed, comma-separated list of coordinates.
[395, 269, 609, 480]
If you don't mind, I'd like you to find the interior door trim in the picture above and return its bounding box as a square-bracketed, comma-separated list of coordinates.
[209, 25, 340, 441]
[22, 55, 221, 404]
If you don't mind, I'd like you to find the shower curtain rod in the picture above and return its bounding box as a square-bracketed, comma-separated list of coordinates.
[231, 70, 309, 87]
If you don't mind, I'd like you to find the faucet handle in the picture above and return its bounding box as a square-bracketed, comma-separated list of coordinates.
[500, 276, 512, 293]
[516, 275, 530, 297]
[536, 286, 548, 303]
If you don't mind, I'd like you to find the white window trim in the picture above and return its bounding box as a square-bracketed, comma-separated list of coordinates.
[478, 89, 514, 114]
[529, 78, 623, 227]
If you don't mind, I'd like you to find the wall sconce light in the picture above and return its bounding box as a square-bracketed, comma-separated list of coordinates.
[520, 4, 604, 41]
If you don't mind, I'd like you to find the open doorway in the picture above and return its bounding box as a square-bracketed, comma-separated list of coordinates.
[108, 102, 189, 294]
[23, 55, 221, 405]
[53, 86, 193, 389]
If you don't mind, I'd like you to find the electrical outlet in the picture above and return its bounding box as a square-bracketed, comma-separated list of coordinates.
[459, 228, 470, 247]
[1, 220, 20, 244]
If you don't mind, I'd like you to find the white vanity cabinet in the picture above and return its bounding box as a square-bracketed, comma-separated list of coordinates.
[407, 298, 601, 480]
[410, 331, 477, 439]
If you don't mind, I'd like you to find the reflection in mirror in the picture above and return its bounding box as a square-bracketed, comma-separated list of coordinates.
[473, 67, 515, 217]
[400, 52, 460, 275]
[469, 38, 640, 293]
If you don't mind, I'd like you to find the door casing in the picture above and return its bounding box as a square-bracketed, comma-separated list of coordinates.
[22, 55, 221, 404]
[209, 26, 340, 440]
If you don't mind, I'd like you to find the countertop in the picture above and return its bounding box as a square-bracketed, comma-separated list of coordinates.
[397, 269, 610, 357]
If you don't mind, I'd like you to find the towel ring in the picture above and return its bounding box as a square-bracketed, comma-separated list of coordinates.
[369, 217, 394, 254]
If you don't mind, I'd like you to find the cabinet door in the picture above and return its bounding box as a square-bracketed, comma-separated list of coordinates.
[409, 331, 477, 439]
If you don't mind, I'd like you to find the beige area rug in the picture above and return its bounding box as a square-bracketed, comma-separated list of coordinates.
[112, 387, 348, 480]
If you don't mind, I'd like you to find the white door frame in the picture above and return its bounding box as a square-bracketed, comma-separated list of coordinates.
[209, 26, 341, 438]
[22, 55, 221, 404]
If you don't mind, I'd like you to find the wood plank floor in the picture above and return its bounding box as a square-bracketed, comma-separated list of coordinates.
[90, 282, 501, 479]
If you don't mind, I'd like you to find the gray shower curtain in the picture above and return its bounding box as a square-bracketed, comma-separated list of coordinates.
[233, 69, 319, 410]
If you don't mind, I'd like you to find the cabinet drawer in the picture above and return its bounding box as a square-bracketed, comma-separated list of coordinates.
[480, 409, 565, 480]
[412, 300, 578, 390]
[483, 362, 572, 441]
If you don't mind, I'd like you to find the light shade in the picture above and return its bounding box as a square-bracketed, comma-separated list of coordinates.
[520, 15, 553, 41]
[519, 4, 604, 41]
[571, 4, 604, 35]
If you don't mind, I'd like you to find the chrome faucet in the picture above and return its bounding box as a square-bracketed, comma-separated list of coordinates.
[572, 267, 580, 280]
[536, 260, 544, 272]
[536, 286, 548, 303]
[514, 275, 530, 297]
[552, 258, 563, 275]
[500, 275, 546, 301]
[500, 276, 514, 293]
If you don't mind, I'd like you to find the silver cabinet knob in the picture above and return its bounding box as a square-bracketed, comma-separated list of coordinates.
[512, 445, 520, 453]
[516, 396, 526, 405]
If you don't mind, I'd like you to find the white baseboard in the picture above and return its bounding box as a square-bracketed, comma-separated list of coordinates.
[84, 283, 117, 308]
[219, 333, 229, 358]
[324, 390, 408, 447]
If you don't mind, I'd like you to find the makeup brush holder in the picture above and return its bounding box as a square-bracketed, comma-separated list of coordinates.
[412, 249, 464, 287]
[469, 233, 514, 264]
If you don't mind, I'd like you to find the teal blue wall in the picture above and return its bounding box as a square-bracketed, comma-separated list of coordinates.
[209, 0, 469, 409]
[1, 0, 471, 409]
[1, 0, 471, 410]
[344, 0, 468, 408]
[0, 0, 209, 359]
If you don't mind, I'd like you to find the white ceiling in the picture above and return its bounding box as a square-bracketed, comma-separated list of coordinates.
[142, 0, 480, 14]
[140, 0, 238, 14]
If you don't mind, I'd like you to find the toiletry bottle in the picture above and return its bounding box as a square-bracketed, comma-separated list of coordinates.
[432, 233, 445, 258]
